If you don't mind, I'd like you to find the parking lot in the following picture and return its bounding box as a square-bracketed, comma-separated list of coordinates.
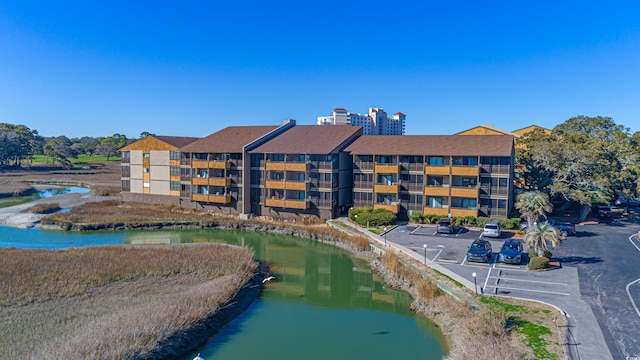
[388, 224, 577, 299]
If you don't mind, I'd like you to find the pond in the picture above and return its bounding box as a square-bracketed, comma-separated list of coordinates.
[0, 226, 446, 359]
[0, 186, 90, 209]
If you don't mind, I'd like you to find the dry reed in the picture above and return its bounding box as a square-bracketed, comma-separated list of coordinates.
[0, 244, 258, 359]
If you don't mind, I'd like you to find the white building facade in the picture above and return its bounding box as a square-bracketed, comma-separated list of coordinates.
[317, 107, 405, 135]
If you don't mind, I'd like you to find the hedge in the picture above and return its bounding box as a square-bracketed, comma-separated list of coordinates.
[417, 215, 521, 229]
[349, 207, 397, 227]
[528, 256, 550, 270]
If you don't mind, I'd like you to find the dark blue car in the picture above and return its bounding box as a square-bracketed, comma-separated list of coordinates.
[499, 240, 523, 264]
[466, 239, 492, 263]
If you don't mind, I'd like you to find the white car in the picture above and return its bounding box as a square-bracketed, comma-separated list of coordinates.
[482, 221, 502, 238]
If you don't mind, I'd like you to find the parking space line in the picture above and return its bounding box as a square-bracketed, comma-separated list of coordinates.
[626, 278, 640, 319]
[488, 276, 568, 286]
[490, 285, 571, 296]
[431, 249, 443, 262]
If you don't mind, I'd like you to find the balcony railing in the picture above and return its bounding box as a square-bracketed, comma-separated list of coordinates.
[424, 186, 450, 197]
[423, 207, 449, 216]
[450, 186, 479, 198]
[480, 185, 510, 196]
[375, 164, 400, 174]
[374, 184, 400, 193]
[374, 203, 400, 213]
[424, 166, 450, 175]
[481, 164, 511, 174]
[353, 181, 374, 189]
[451, 166, 479, 176]
[354, 162, 374, 171]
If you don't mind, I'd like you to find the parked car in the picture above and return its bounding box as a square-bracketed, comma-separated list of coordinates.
[596, 206, 612, 219]
[437, 218, 454, 234]
[466, 239, 493, 263]
[548, 219, 576, 237]
[618, 196, 640, 207]
[499, 240, 523, 264]
[482, 221, 502, 238]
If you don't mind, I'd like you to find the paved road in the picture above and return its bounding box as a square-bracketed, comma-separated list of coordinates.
[555, 219, 640, 360]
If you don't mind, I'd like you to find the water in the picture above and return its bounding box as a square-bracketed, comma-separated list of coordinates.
[0, 186, 90, 208]
[0, 227, 446, 359]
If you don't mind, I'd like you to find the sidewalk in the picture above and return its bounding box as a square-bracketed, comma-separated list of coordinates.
[330, 217, 612, 360]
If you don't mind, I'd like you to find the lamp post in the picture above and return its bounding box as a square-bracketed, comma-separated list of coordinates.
[472, 272, 478, 295]
[423, 244, 427, 264]
[354, 215, 358, 230]
[383, 227, 387, 246]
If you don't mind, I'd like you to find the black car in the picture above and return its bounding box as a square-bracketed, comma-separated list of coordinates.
[466, 239, 493, 263]
[499, 240, 523, 264]
[596, 206, 612, 219]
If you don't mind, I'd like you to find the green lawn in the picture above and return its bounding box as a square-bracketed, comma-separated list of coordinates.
[31, 154, 120, 164]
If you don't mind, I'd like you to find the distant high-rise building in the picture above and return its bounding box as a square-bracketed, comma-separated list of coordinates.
[317, 107, 406, 135]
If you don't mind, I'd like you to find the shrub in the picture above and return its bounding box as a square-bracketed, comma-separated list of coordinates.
[528, 256, 550, 270]
[411, 211, 423, 223]
[28, 203, 61, 214]
[528, 249, 552, 258]
[476, 217, 491, 228]
[349, 207, 397, 227]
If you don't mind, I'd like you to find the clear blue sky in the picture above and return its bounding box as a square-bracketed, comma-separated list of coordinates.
[1, 1, 639, 139]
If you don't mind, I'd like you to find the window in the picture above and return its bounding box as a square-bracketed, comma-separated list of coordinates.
[170, 151, 180, 160]
[427, 176, 446, 186]
[143, 182, 150, 188]
[452, 197, 477, 209]
[428, 156, 444, 166]
[143, 168, 149, 173]
[428, 197, 443, 208]
[170, 181, 180, 191]
[121, 166, 130, 177]
[409, 194, 423, 204]
[122, 180, 130, 191]
[170, 166, 180, 176]
[452, 156, 478, 166]
[143, 153, 150, 158]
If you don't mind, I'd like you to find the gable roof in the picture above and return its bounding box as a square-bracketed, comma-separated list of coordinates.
[249, 125, 363, 154]
[455, 124, 518, 137]
[345, 135, 514, 156]
[511, 125, 551, 136]
[120, 135, 199, 151]
[180, 126, 279, 153]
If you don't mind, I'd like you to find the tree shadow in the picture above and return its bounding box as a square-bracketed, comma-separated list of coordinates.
[553, 256, 603, 265]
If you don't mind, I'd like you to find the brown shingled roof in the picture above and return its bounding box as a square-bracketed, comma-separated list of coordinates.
[250, 125, 362, 154]
[180, 126, 279, 153]
[153, 136, 200, 148]
[345, 135, 514, 156]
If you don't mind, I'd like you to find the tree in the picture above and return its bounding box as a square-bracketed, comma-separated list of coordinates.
[515, 191, 552, 228]
[524, 221, 562, 257]
[139, 131, 155, 139]
[0, 123, 43, 167]
[43, 136, 77, 166]
[96, 141, 118, 160]
[526, 116, 638, 218]
[515, 129, 553, 191]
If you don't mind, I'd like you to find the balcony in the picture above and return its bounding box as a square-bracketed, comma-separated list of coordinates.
[192, 194, 209, 202]
[450, 208, 478, 217]
[285, 162, 309, 172]
[450, 187, 479, 198]
[285, 181, 309, 191]
[425, 166, 450, 175]
[192, 160, 208, 168]
[285, 199, 310, 210]
[481, 164, 511, 174]
[423, 207, 449, 216]
[192, 177, 209, 185]
[265, 180, 286, 189]
[170, 175, 180, 182]
[265, 198, 286, 208]
[210, 160, 231, 169]
[265, 161, 285, 171]
[424, 186, 450, 197]
[451, 166, 479, 176]
[209, 194, 232, 204]
[374, 203, 400, 213]
[209, 178, 232, 187]
[169, 159, 180, 166]
[374, 184, 401, 193]
[375, 164, 400, 174]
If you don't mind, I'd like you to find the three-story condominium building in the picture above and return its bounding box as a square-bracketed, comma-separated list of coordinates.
[120, 135, 199, 203]
[121, 125, 515, 220]
[248, 125, 363, 219]
[344, 135, 515, 220]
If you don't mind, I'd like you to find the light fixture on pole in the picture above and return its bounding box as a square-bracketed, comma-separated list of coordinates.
[472, 272, 478, 295]
[423, 244, 427, 264]
[383, 227, 387, 246]
[354, 215, 358, 230]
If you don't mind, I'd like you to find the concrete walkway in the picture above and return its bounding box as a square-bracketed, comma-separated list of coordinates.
[330, 217, 612, 360]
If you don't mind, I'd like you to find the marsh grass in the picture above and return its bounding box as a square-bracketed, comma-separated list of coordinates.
[27, 202, 61, 214]
[0, 244, 257, 359]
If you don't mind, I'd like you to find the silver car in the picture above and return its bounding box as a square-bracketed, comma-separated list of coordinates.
[482, 221, 502, 238]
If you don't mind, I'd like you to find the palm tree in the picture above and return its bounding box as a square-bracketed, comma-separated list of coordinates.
[516, 191, 552, 229]
[524, 221, 562, 257]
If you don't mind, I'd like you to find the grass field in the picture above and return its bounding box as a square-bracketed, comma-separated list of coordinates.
[0, 244, 258, 359]
[30, 154, 120, 164]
